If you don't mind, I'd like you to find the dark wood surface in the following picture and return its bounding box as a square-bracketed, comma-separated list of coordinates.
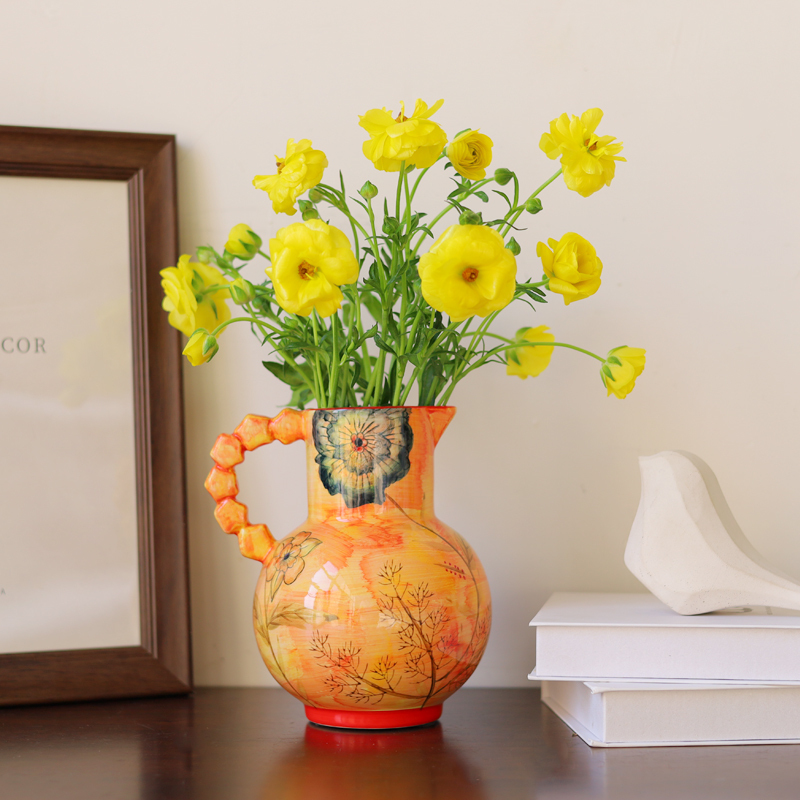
[2, 687, 799, 800]
[0, 126, 191, 705]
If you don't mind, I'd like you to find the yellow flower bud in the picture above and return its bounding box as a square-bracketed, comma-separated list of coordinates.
[417, 225, 516, 322]
[183, 329, 219, 366]
[446, 129, 493, 180]
[225, 224, 262, 260]
[601, 346, 646, 399]
[359, 99, 447, 172]
[537, 233, 603, 305]
[540, 108, 625, 197]
[506, 326, 554, 379]
[253, 139, 328, 215]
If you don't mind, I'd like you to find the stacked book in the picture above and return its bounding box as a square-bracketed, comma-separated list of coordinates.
[529, 592, 800, 747]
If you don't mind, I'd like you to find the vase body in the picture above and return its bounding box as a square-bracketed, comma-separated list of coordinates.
[207, 406, 491, 728]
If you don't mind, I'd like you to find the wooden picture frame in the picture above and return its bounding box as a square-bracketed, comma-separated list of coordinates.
[0, 126, 192, 705]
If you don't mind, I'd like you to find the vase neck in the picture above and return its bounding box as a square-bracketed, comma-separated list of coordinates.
[302, 407, 454, 520]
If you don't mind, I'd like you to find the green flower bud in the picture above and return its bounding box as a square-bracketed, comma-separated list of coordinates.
[458, 209, 483, 226]
[196, 246, 215, 264]
[307, 187, 324, 203]
[229, 277, 257, 305]
[359, 181, 378, 200]
[382, 217, 401, 235]
[525, 197, 543, 214]
[251, 295, 271, 316]
[494, 168, 514, 186]
[302, 208, 320, 221]
[505, 237, 521, 256]
[297, 199, 314, 212]
[202, 333, 218, 356]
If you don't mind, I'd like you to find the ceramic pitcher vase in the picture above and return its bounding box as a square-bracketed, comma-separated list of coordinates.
[205, 406, 491, 729]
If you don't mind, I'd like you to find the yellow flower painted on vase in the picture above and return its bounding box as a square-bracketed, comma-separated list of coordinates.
[268, 219, 359, 317]
[506, 325, 554, 379]
[225, 223, 262, 260]
[160, 255, 231, 338]
[253, 139, 328, 215]
[446, 129, 493, 180]
[540, 108, 625, 197]
[537, 232, 603, 305]
[360, 99, 447, 172]
[417, 225, 516, 321]
[183, 329, 219, 366]
[601, 346, 646, 399]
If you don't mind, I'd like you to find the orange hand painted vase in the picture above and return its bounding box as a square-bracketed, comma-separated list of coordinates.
[205, 406, 491, 729]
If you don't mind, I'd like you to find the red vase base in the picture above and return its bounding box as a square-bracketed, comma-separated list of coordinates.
[305, 704, 442, 730]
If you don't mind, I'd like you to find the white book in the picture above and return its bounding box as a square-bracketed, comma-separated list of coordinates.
[541, 679, 800, 747]
[530, 592, 800, 683]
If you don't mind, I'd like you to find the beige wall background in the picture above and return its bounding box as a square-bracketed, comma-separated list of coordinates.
[3, 0, 799, 688]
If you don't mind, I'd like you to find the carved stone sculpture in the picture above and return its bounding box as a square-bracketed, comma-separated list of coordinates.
[625, 450, 800, 615]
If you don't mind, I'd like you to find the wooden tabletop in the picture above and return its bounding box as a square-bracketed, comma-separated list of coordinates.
[2, 687, 800, 799]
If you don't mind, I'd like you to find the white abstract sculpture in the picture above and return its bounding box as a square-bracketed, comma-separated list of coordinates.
[625, 450, 800, 615]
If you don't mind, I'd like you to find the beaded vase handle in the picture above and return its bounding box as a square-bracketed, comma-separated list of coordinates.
[203, 408, 306, 562]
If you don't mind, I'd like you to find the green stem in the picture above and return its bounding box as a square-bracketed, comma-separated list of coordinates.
[482, 333, 605, 362]
[329, 313, 340, 407]
[499, 168, 562, 237]
[310, 313, 326, 406]
[410, 177, 495, 258]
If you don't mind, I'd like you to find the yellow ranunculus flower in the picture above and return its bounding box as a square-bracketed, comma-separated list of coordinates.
[183, 330, 219, 366]
[225, 223, 262, 260]
[537, 232, 603, 305]
[360, 99, 447, 172]
[268, 219, 359, 317]
[540, 108, 625, 197]
[253, 139, 328, 215]
[506, 325, 554, 379]
[417, 225, 516, 322]
[446, 129, 493, 180]
[160, 255, 231, 338]
[601, 346, 646, 399]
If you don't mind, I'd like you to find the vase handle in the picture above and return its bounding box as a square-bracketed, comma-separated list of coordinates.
[204, 409, 306, 562]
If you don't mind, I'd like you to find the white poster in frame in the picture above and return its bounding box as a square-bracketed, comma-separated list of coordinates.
[0, 126, 192, 706]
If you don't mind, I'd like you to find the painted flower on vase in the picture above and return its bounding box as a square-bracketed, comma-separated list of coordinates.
[312, 408, 414, 508]
[265, 531, 322, 601]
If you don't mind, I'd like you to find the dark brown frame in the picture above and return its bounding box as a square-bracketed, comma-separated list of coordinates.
[0, 126, 192, 705]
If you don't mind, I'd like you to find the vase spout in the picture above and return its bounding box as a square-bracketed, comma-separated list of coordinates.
[426, 406, 456, 447]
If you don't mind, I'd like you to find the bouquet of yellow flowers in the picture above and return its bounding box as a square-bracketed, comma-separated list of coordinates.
[161, 100, 645, 407]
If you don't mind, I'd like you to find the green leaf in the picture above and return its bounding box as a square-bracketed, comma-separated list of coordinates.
[492, 190, 512, 209]
[474, 191, 489, 202]
[262, 360, 306, 387]
[287, 385, 312, 409]
[373, 333, 397, 356]
[602, 364, 614, 379]
[419, 356, 444, 406]
[607, 356, 623, 367]
[361, 292, 384, 323]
